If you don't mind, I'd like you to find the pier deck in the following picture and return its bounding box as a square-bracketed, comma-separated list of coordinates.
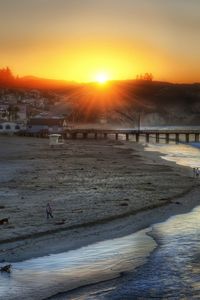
[19, 128, 200, 143]
[62, 129, 200, 143]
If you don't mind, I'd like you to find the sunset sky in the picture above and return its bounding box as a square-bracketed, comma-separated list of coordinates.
[0, 0, 199, 83]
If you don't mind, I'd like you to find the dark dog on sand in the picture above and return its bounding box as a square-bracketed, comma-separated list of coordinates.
[0, 264, 12, 273]
[0, 218, 9, 225]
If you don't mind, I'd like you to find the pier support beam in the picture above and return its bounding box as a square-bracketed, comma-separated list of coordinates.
[126, 133, 129, 141]
[195, 133, 199, 143]
[156, 133, 160, 143]
[166, 133, 169, 144]
[175, 133, 179, 144]
[146, 134, 149, 143]
[185, 133, 189, 143]
[115, 133, 118, 140]
[136, 133, 139, 142]
[94, 133, 97, 139]
[104, 133, 108, 139]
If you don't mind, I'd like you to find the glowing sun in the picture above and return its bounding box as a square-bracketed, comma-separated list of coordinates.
[96, 73, 108, 84]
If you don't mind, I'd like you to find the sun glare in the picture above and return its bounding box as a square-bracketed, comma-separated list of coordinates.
[96, 73, 108, 84]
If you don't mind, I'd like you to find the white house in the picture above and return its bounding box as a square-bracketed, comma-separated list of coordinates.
[0, 121, 24, 134]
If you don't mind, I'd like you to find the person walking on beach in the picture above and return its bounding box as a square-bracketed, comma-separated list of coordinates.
[46, 203, 53, 219]
[193, 168, 199, 178]
[193, 168, 198, 178]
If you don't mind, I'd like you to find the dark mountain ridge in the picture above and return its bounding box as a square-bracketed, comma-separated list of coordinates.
[0, 67, 199, 126]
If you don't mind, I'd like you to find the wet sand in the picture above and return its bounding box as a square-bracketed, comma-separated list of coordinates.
[0, 135, 198, 264]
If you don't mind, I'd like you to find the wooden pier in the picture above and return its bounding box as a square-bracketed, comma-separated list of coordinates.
[62, 128, 200, 144]
[19, 128, 200, 144]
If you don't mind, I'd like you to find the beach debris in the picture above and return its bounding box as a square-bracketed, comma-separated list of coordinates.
[120, 271, 127, 277]
[0, 264, 12, 273]
[120, 202, 129, 207]
[54, 219, 66, 225]
[0, 218, 9, 225]
[72, 209, 83, 213]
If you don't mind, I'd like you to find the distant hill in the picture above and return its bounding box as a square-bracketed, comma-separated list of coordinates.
[19, 76, 79, 89]
[66, 80, 200, 126]
[0, 67, 79, 89]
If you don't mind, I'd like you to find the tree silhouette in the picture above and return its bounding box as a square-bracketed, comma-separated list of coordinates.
[0, 67, 15, 86]
[136, 73, 153, 81]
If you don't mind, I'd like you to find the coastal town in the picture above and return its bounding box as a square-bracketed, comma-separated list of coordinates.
[0, 87, 72, 134]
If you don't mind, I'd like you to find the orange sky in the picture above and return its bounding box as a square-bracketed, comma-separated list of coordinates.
[0, 0, 199, 83]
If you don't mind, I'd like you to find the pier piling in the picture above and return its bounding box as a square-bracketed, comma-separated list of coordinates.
[195, 133, 199, 143]
[166, 133, 169, 144]
[186, 133, 189, 143]
[175, 133, 179, 144]
[156, 133, 160, 143]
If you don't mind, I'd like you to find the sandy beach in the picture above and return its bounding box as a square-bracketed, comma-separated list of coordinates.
[0, 135, 199, 266]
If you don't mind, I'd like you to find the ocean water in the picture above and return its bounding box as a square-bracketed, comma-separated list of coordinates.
[146, 142, 200, 169]
[1, 141, 200, 300]
[93, 205, 200, 299]
[58, 206, 200, 300]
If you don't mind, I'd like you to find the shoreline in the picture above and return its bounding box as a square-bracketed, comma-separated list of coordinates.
[0, 136, 199, 264]
[48, 185, 200, 300]
[50, 174, 200, 300]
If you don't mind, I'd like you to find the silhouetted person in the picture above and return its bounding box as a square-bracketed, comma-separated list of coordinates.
[46, 203, 53, 219]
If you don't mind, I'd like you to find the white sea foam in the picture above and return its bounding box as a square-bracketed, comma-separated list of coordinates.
[146, 142, 200, 168]
[0, 229, 156, 300]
